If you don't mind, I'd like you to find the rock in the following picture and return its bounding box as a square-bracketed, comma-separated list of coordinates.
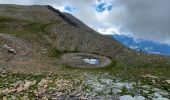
[165, 80, 170, 84]
[55, 80, 73, 92]
[0, 70, 7, 78]
[51, 93, 78, 100]
[38, 78, 52, 88]
[21, 95, 30, 100]
[13, 81, 23, 89]
[152, 97, 169, 100]
[34, 88, 46, 96]
[16, 80, 36, 92]
[10, 95, 17, 100]
[134, 96, 145, 100]
[1, 70, 7, 74]
[120, 95, 145, 100]
[3, 44, 16, 54]
[57, 92, 65, 97]
[0, 88, 16, 96]
[2, 96, 8, 100]
[42, 96, 48, 100]
[35, 78, 52, 96]
[142, 74, 159, 79]
[119, 95, 134, 100]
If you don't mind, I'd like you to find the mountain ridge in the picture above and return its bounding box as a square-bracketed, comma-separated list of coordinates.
[0, 4, 170, 67]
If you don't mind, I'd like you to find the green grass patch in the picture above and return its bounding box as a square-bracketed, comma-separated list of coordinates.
[0, 37, 5, 44]
[24, 21, 51, 33]
[49, 48, 64, 58]
[0, 72, 46, 89]
[0, 16, 16, 22]
[49, 48, 82, 59]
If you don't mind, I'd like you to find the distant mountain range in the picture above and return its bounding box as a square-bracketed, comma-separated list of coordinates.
[112, 35, 170, 56]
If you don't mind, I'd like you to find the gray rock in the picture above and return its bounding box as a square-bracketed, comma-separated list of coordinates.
[3, 44, 16, 54]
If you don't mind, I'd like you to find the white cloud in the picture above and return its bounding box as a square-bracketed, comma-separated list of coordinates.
[143, 47, 161, 54]
[151, 51, 161, 55]
[129, 45, 139, 50]
[144, 47, 153, 53]
[98, 27, 120, 35]
[0, 0, 32, 5]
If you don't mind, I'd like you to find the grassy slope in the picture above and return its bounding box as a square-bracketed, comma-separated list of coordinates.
[0, 14, 170, 77]
[0, 16, 49, 41]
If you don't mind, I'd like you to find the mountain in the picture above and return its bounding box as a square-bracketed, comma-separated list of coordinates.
[112, 35, 170, 55]
[0, 4, 170, 68]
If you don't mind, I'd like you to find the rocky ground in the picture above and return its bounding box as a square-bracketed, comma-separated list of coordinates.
[0, 69, 169, 100]
[0, 33, 169, 100]
[0, 33, 62, 73]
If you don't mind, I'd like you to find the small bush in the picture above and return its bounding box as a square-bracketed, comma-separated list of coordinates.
[0, 16, 16, 22]
[49, 48, 81, 58]
[49, 48, 63, 58]
[106, 60, 117, 68]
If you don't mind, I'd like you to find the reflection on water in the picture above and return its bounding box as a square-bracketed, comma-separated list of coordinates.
[82, 58, 99, 64]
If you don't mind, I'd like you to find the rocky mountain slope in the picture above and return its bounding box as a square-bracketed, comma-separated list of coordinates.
[0, 4, 170, 68]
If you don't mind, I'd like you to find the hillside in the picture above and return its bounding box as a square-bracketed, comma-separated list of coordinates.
[0, 4, 170, 67]
[0, 4, 170, 100]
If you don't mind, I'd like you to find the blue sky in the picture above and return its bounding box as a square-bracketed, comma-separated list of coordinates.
[0, 0, 170, 55]
[95, 1, 112, 12]
[64, 6, 76, 13]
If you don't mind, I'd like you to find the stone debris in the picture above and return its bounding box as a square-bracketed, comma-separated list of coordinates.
[49, 91, 79, 100]
[84, 76, 136, 99]
[120, 95, 146, 100]
[152, 92, 170, 100]
[0, 80, 36, 96]
[21, 95, 30, 100]
[35, 78, 52, 96]
[82, 74, 170, 100]
[3, 44, 16, 54]
[165, 80, 170, 84]
[55, 79, 73, 93]
[15, 80, 36, 92]
[0, 88, 17, 96]
[0, 73, 169, 99]
[38, 78, 52, 88]
[2, 96, 8, 100]
[120, 95, 135, 100]
[142, 74, 159, 79]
